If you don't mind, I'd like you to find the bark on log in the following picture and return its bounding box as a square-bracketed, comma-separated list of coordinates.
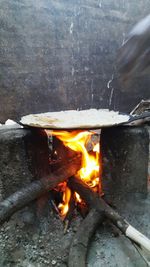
[68, 209, 105, 267]
[0, 156, 81, 225]
[68, 176, 150, 253]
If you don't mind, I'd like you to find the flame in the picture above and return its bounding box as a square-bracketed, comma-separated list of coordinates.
[58, 185, 71, 216]
[75, 192, 82, 203]
[47, 130, 100, 217]
[93, 143, 100, 153]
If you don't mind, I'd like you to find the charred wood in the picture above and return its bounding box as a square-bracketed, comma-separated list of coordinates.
[76, 201, 89, 219]
[0, 156, 81, 225]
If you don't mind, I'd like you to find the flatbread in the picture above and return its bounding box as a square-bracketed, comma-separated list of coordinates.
[20, 109, 130, 129]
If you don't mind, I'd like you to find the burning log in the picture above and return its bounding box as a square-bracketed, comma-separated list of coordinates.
[0, 156, 81, 225]
[68, 208, 105, 267]
[68, 176, 150, 253]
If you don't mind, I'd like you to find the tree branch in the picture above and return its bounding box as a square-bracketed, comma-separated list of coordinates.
[0, 156, 81, 225]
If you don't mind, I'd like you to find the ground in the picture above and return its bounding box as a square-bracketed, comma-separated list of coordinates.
[0, 210, 82, 267]
[0, 193, 150, 267]
[88, 193, 150, 267]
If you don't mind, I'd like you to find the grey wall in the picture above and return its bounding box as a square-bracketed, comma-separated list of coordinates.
[0, 0, 150, 122]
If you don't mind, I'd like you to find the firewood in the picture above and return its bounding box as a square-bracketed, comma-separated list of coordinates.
[68, 176, 150, 253]
[0, 156, 81, 225]
[68, 209, 105, 267]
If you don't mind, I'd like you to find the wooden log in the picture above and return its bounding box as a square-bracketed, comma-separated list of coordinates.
[68, 176, 150, 253]
[68, 209, 105, 267]
[0, 156, 81, 225]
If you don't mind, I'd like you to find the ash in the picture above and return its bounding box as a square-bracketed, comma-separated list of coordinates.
[0, 211, 81, 267]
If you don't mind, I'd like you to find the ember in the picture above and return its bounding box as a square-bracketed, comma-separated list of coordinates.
[46, 130, 101, 217]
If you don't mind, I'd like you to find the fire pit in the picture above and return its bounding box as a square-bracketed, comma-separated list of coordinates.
[0, 109, 150, 267]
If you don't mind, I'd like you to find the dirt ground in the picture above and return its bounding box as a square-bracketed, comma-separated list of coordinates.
[0, 208, 82, 267]
[0, 193, 150, 267]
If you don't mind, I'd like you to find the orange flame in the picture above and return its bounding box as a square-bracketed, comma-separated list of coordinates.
[58, 185, 71, 217]
[75, 192, 82, 203]
[47, 130, 100, 217]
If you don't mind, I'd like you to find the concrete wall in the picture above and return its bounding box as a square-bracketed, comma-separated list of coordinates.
[0, 0, 149, 122]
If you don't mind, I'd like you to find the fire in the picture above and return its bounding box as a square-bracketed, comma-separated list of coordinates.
[74, 192, 82, 203]
[58, 185, 71, 216]
[47, 130, 101, 217]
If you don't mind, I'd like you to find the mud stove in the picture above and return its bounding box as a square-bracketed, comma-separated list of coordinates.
[0, 120, 149, 267]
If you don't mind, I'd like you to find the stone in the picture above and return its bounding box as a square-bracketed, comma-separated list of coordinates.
[51, 259, 57, 265]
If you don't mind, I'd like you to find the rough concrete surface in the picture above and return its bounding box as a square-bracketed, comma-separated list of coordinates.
[0, 125, 34, 200]
[0, 0, 150, 122]
[101, 126, 149, 200]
